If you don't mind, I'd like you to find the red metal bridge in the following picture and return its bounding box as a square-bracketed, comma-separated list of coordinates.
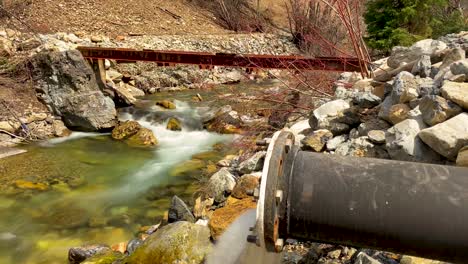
[77, 46, 361, 72]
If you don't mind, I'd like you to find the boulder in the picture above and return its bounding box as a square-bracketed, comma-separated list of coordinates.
[231, 175, 260, 199]
[352, 92, 382, 108]
[419, 95, 462, 126]
[450, 59, 468, 75]
[387, 39, 447, 68]
[208, 197, 256, 240]
[411, 55, 432, 77]
[439, 47, 466, 70]
[237, 151, 266, 174]
[335, 137, 389, 159]
[326, 135, 348, 151]
[449, 74, 466, 82]
[81, 251, 123, 264]
[440, 81, 468, 110]
[32, 50, 117, 131]
[207, 168, 237, 203]
[168, 196, 195, 223]
[391, 72, 419, 104]
[167, 117, 182, 131]
[386, 119, 441, 163]
[111, 121, 141, 140]
[128, 221, 212, 264]
[456, 146, 468, 167]
[419, 113, 468, 160]
[156, 100, 176, 110]
[309, 99, 349, 129]
[301, 129, 333, 152]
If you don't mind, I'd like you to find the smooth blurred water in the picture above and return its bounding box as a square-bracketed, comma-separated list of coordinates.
[0, 100, 230, 264]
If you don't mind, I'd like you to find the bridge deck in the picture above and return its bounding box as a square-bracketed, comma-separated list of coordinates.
[77, 46, 361, 72]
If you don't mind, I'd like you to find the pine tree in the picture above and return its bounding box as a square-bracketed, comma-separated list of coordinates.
[364, 0, 467, 53]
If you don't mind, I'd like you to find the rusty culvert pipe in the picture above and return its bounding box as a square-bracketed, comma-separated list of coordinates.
[251, 131, 468, 263]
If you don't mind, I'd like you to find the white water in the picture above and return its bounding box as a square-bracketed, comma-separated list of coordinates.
[207, 209, 282, 264]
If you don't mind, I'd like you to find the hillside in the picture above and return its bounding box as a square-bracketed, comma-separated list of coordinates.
[1, 0, 230, 35]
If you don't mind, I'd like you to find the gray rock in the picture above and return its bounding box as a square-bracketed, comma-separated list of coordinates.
[378, 96, 394, 123]
[238, 151, 266, 174]
[386, 119, 442, 163]
[411, 55, 431, 77]
[439, 47, 466, 70]
[418, 78, 439, 97]
[354, 252, 382, 264]
[128, 221, 211, 264]
[450, 59, 468, 75]
[387, 39, 447, 68]
[353, 92, 382, 108]
[419, 95, 462, 126]
[358, 119, 391, 137]
[310, 99, 350, 122]
[32, 50, 117, 131]
[419, 113, 468, 160]
[391, 72, 419, 104]
[335, 137, 389, 158]
[168, 195, 195, 223]
[326, 135, 348, 151]
[207, 168, 236, 203]
[368, 130, 386, 144]
[349, 128, 360, 139]
[441, 81, 468, 110]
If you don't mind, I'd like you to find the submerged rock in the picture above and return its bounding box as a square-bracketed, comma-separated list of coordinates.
[14, 180, 48, 191]
[156, 100, 176, 110]
[128, 221, 212, 264]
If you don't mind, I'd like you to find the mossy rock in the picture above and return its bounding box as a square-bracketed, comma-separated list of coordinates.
[82, 251, 123, 264]
[127, 221, 212, 264]
[112, 121, 142, 140]
[167, 117, 182, 131]
[156, 100, 176, 110]
[127, 128, 158, 147]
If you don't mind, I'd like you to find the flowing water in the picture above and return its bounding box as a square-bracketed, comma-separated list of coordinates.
[0, 100, 231, 264]
[0, 79, 281, 264]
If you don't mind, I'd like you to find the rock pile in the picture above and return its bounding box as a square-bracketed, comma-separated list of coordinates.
[295, 33, 468, 168]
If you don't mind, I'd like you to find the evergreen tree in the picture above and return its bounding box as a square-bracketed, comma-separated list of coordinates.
[364, 0, 467, 52]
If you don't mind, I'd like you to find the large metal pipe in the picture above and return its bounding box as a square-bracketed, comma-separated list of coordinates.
[253, 131, 468, 263]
